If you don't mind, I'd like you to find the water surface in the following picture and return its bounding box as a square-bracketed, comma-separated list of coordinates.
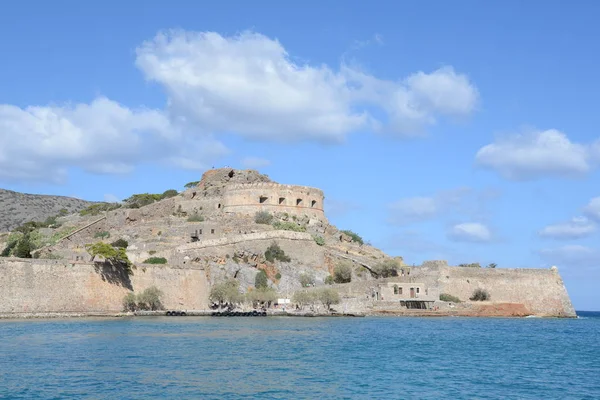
[1, 315, 599, 399]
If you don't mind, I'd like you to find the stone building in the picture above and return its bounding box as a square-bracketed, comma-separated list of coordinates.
[376, 282, 438, 309]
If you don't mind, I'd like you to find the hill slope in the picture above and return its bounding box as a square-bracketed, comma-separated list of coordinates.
[0, 189, 94, 232]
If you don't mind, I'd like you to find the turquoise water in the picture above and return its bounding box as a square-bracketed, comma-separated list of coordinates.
[1, 315, 599, 399]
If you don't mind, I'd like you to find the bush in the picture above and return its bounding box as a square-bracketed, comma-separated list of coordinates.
[272, 221, 306, 232]
[275, 272, 281, 280]
[246, 287, 278, 307]
[124, 193, 162, 208]
[459, 263, 482, 268]
[187, 213, 205, 222]
[487, 263, 497, 268]
[137, 286, 164, 311]
[316, 287, 341, 310]
[80, 202, 121, 216]
[264, 242, 291, 263]
[333, 262, 352, 283]
[312, 235, 325, 246]
[372, 259, 399, 278]
[143, 257, 167, 264]
[299, 272, 315, 287]
[340, 229, 364, 245]
[254, 211, 273, 224]
[94, 231, 110, 239]
[470, 288, 490, 301]
[161, 189, 178, 199]
[14, 235, 33, 258]
[324, 275, 334, 285]
[123, 292, 137, 312]
[111, 238, 129, 249]
[440, 293, 461, 303]
[255, 270, 268, 289]
[210, 279, 243, 306]
[184, 181, 200, 189]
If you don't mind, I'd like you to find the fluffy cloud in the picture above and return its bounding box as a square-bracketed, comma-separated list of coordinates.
[538, 245, 600, 268]
[583, 197, 600, 221]
[0, 30, 478, 182]
[475, 129, 593, 180]
[0, 98, 228, 182]
[538, 217, 597, 239]
[136, 30, 478, 141]
[240, 157, 271, 169]
[447, 222, 492, 243]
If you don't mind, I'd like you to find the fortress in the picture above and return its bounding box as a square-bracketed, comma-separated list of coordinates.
[0, 168, 576, 318]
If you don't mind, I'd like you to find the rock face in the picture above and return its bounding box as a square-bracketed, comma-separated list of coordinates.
[0, 189, 94, 232]
[0, 168, 577, 317]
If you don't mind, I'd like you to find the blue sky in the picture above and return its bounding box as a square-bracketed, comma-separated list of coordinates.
[1, 1, 599, 310]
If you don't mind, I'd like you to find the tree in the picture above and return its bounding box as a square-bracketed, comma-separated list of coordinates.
[316, 288, 340, 311]
[487, 263, 497, 268]
[470, 288, 490, 301]
[137, 286, 164, 310]
[333, 262, 352, 283]
[210, 279, 243, 307]
[254, 211, 273, 224]
[246, 287, 278, 308]
[264, 242, 291, 262]
[340, 229, 364, 245]
[85, 241, 135, 275]
[292, 290, 316, 310]
[111, 238, 129, 249]
[161, 189, 178, 199]
[255, 270, 268, 289]
[372, 259, 399, 278]
[184, 181, 200, 189]
[299, 272, 315, 287]
[14, 235, 33, 258]
[123, 292, 137, 311]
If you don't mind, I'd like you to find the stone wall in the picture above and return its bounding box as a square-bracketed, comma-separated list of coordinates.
[0, 259, 209, 314]
[413, 264, 576, 317]
[222, 182, 326, 221]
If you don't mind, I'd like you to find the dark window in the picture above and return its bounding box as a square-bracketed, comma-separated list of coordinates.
[217, 204, 221, 209]
[211, 229, 215, 234]
[416, 287, 420, 294]
[393, 285, 398, 295]
[199, 229, 202, 235]
[399, 287, 403, 295]
[296, 198, 303, 206]
[259, 196, 268, 204]
[279, 197, 285, 205]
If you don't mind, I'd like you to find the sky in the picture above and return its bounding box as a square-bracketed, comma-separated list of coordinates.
[0, 1, 599, 310]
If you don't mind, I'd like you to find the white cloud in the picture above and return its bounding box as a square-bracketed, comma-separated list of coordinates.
[136, 30, 478, 141]
[538, 245, 600, 268]
[583, 197, 600, 222]
[538, 217, 596, 239]
[240, 157, 271, 169]
[0, 98, 228, 182]
[447, 222, 492, 243]
[475, 129, 592, 180]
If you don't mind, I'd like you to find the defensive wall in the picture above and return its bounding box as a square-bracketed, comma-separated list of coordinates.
[221, 182, 326, 221]
[0, 259, 209, 314]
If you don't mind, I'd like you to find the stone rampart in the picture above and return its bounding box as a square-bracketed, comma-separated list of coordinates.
[428, 266, 575, 317]
[222, 183, 326, 221]
[0, 259, 209, 314]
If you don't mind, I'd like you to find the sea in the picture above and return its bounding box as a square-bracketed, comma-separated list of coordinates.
[0, 313, 599, 399]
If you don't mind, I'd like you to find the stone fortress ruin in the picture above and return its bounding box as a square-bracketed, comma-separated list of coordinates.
[0, 168, 576, 318]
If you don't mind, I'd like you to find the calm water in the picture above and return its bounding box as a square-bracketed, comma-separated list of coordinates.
[1, 314, 599, 399]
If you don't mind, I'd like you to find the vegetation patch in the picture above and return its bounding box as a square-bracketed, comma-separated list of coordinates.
[470, 288, 490, 301]
[312, 235, 325, 246]
[184, 181, 200, 189]
[272, 221, 306, 232]
[122, 286, 164, 311]
[459, 263, 481, 268]
[255, 270, 269, 289]
[187, 213, 205, 222]
[85, 241, 135, 276]
[209, 279, 244, 306]
[254, 211, 273, 224]
[440, 293, 461, 303]
[143, 257, 167, 264]
[80, 202, 121, 216]
[94, 231, 110, 239]
[264, 242, 291, 263]
[372, 259, 399, 278]
[333, 262, 352, 283]
[340, 229, 364, 245]
[111, 239, 129, 249]
[299, 272, 315, 287]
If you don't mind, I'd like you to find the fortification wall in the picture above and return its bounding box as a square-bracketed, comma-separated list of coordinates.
[222, 183, 326, 221]
[0, 259, 209, 314]
[429, 266, 576, 317]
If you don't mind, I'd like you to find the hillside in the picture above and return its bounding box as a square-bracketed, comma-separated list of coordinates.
[0, 189, 94, 233]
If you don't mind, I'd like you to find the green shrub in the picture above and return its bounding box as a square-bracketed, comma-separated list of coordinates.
[292, 290, 316, 309]
[316, 287, 341, 310]
[143, 257, 167, 264]
[312, 235, 325, 246]
[340, 229, 364, 245]
[161, 189, 178, 199]
[123, 292, 137, 312]
[184, 181, 200, 189]
[470, 288, 490, 301]
[333, 262, 352, 283]
[459, 263, 482, 268]
[254, 211, 273, 224]
[255, 270, 268, 289]
[272, 221, 306, 232]
[324, 275, 334, 285]
[148, 250, 157, 255]
[372, 259, 399, 278]
[80, 202, 121, 216]
[14, 235, 33, 258]
[187, 213, 205, 222]
[299, 272, 315, 287]
[246, 287, 278, 307]
[94, 231, 110, 239]
[264, 242, 291, 263]
[1, 241, 16, 257]
[275, 272, 281, 280]
[210, 279, 243, 306]
[137, 286, 164, 311]
[440, 293, 461, 303]
[111, 238, 129, 249]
